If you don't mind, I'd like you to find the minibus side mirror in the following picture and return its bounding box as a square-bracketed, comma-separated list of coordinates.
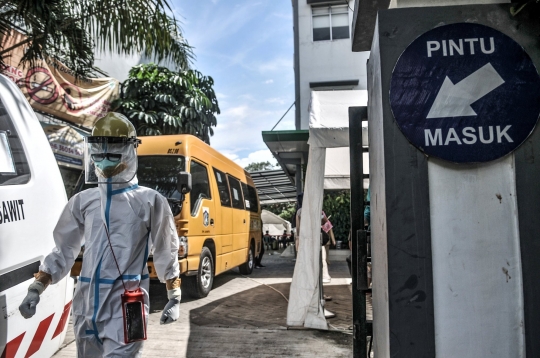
[177, 172, 192, 194]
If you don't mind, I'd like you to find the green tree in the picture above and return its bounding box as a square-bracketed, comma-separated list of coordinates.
[112, 64, 219, 143]
[322, 190, 350, 244]
[0, 0, 192, 77]
[244, 161, 276, 172]
[263, 190, 351, 244]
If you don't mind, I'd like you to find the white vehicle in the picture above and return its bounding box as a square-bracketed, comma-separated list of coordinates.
[0, 74, 73, 357]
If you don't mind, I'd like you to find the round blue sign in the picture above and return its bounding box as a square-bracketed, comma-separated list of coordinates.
[390, 23, 540, 163]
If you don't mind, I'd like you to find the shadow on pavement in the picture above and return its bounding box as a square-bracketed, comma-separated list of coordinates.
[183, 281, 353, 357]
[146, 249, 354, 357]
[187, 282, 352, 330]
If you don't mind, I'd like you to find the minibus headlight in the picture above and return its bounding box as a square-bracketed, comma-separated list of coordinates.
[178, 236, 188, 258]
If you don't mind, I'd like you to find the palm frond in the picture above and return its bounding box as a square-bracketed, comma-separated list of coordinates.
[0, 0, 193, 77]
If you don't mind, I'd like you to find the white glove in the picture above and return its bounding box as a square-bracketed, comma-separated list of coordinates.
[160, 298, 180, 324]
[19, 282, 45, 319]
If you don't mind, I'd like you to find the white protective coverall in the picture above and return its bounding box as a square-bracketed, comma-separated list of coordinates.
[40, 176, 179, 357]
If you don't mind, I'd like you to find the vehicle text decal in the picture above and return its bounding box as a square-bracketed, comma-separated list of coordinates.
[0, 199, 25, 224]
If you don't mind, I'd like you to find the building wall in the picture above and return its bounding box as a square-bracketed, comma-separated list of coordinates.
[296, 0, 369, 129]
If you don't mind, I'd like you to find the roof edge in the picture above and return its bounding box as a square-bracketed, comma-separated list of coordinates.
[262, 130, 309, 143]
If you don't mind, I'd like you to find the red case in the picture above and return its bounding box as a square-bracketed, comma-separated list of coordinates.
[121, 288, 147, 343]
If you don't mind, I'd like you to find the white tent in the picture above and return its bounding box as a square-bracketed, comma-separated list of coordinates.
[287, 90, 368, 330]
[261, 209, 292, 236]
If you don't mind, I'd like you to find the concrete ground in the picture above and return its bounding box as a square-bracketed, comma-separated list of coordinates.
[53, 248, 369, 357]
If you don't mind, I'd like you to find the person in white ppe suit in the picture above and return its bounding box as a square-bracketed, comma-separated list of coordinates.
[19, 112, 182, 357]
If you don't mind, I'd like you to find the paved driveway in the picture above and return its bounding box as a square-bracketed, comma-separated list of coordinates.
[53, 248, 354, 357]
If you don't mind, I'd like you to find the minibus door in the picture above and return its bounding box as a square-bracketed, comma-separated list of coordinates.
[189, 159, 215, 249]
[227, 175, 248, 251]
[213, 168, 233, 254]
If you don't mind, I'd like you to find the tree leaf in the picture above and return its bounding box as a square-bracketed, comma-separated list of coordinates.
[116, 63, 219, 141]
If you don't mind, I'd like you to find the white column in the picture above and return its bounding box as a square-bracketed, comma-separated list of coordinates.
[429, 155, 525, 357]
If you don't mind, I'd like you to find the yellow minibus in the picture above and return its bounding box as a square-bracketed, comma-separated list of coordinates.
[71, 134, 262, 298]
[136, 134, 262, 298]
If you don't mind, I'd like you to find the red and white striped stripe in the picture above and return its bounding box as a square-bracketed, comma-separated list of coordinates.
[1, 300, 72, 358]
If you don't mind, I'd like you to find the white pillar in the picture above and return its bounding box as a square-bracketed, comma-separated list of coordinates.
[429, 156, 525, 357]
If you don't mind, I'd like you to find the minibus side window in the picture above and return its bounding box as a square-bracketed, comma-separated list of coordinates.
[0, 99, 30, 185]
[247, 185, 259, 213]
[190, 160, 211, 216]
[213, 168, 231, 207]
[227, 175, 245, 210]
[240, 182, 251, 211]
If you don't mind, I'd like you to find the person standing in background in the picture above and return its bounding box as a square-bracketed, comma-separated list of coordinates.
[321, 212, 336, 284]
[255, 232, 266, 268]
[280, 229, 289, 248]
[295, 193, 304, 252]
[364, 188, 371, 231]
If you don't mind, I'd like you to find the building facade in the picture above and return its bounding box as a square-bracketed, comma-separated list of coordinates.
[293, 0, 369, 130]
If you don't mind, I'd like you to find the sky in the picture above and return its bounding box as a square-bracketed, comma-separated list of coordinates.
[171, 0, 295, 169]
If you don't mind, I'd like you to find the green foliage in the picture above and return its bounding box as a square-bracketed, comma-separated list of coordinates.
[323, 190, 351, 244]
[263, 190, 351, 244]
[262, 202, 297, 223]
[112, 64, 219, 143]
[244, 161, 277, 172]
[0, 0, 193, 77]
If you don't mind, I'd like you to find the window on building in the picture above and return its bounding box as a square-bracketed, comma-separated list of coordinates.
[0, 98, 30, 186]
[312, 5, 349, 42]
[190, 160, 211, 216]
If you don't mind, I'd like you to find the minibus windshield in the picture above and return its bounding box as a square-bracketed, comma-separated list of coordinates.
[138, 155, 186, 199]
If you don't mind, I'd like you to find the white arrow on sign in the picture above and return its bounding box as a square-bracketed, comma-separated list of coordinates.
[427, 63, 505, 119]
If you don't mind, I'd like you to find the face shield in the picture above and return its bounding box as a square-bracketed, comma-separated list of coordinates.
[84, 136, 140, 184]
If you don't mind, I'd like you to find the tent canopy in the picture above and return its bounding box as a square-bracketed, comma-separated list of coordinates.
[308, 90, 368, 148]
[287, 90, 368, 330]
[310, 90, 369, 190]
[261, 209, 292, 236]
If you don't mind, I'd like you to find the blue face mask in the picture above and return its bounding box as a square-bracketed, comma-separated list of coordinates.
[95, 159, 118, 171]
[94, 158, 126, 178]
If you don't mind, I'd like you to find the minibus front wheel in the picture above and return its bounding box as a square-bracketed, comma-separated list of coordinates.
[184, 246, 214, 298]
